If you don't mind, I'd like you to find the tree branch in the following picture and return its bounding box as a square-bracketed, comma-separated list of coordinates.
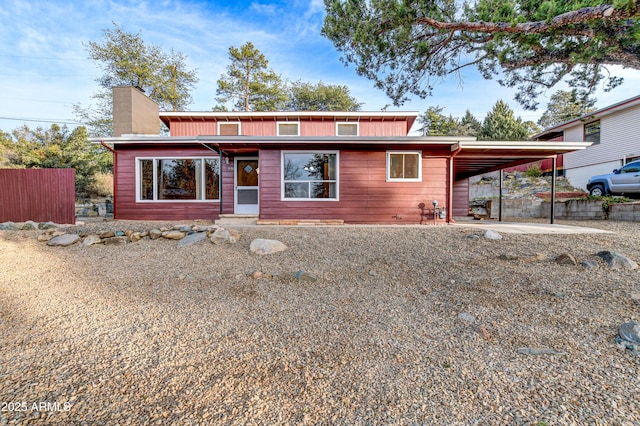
[415, 3, 637, 36]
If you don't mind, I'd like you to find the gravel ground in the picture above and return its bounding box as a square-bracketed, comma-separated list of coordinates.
[1, 219, 639, 425]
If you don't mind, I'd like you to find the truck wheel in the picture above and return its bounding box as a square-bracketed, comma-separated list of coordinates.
[589, 184, 606, 196]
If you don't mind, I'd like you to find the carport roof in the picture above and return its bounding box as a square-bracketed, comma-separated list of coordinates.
[94, 135, 591, 180]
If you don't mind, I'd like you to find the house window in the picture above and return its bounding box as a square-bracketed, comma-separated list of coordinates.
[219, 122, 240, 136]
[282, 152, 338, 200]
[584, 120, 600, 145]
[337, 122, 358, 136]
[278, 122, 299, 136]
[138, 157, 220, 201]
[387, 151, 422, 181]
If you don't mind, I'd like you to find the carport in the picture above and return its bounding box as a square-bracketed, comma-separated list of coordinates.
[448, 140, 592, 224]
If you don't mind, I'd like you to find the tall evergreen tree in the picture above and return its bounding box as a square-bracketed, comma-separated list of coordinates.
[286, 81, 362, 111]
[478, 100, 529, 141]
[215, 42, 287, 111]
[75, 23, 198, 136]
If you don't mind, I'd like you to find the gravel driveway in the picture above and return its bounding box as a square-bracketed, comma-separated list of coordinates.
[1, 220, 639, 425]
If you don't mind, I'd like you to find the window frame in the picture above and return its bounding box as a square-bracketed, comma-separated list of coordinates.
[584, 120, 601, 145]
[386, 151, 423, 182]
[277, 121, 300, 136]
[135, 156, 221, 202]
[280, 150, 339, 201]
[336, 122, 359, 136]
[218, 122, 241, 136]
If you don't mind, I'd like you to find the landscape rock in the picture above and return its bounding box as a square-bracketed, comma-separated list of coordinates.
[99, 230, 115, 239]
[616, 322, 640, 356]
[178, 232, 207, 247]
[83, 234, 103, 246]
[21, 220, 39, 230]
[0, 221, 19, 230]
[37, 233, 53, 242]
[103, 236, 128, 246]
[38, 221, 57, 230]
[250, 238, 287, 255]
[556, 253, 577, 266]
[580, 259, 599, 270]
[294, 270, 318, 282]
[129, 232, 143, 242]
[149, 229, 163, 240]
[163, 230, 186, 240]
[483, 229, 502, 240]
[47, 234, 81, 247]
[210, 229, 240, 244]
[596, 251, 638, 270]
[174, 225, 192, 232]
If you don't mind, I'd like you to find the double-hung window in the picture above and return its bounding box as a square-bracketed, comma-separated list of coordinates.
[282, 152, 338, 200]
[386, 151, 422, 182]
[584, 120, 600, 145]
[138, 157, 220, 201]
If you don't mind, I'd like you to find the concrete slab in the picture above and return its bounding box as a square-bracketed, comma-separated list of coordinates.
[452, 220, 613, 234]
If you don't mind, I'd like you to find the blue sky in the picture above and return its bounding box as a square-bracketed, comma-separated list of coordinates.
[2, 0, 640, 135]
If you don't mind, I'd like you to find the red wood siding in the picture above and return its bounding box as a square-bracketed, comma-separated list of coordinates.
[168, 117, 412, 137]
[258, 148, 449, 224]
[114, 146, 221, 221]
[452, 179, 470, 217]
[0, 168, 75, 224]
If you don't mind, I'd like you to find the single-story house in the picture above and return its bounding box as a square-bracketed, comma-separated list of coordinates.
[533, 94, 640, 189]
[96, 87, 590, 224]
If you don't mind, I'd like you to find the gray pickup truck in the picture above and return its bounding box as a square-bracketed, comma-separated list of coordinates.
[586, 160, 640, 196]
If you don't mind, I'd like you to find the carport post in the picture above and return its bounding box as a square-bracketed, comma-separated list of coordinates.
[498, 169, 503, 221]
[550, 156, 557, 224]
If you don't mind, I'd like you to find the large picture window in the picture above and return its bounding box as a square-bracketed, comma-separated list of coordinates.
[387, 151, 422, 181]
[282, 152, 338, 200]
[138, 157, 220, 201]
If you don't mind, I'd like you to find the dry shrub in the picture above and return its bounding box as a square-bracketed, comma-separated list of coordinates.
[87, 172, 114, 197]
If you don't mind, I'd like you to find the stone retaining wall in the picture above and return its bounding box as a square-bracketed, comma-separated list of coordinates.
[487, 199, 640, 221]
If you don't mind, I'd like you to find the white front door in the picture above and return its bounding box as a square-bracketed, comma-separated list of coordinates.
[234, 157, 259, 214]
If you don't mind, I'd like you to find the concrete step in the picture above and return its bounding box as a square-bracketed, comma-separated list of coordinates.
[215, 214, 259, 225]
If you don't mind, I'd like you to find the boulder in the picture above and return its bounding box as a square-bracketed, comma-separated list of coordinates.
[210, 229, 240, 244]
[129, 232, 143, 242]
[149, 229, 163, 240]
[596, 251, 638, 270]
[0, 222, 19, 231]
[47, 234, 81, 247]
[249, 238, 287, 255]
[38, 221, 57, 230]
[21, 221, 39, 230]
[37, 233, 53, 242]
[483, 229, 502, 240]
[99, 231, 115, 239]
[162, 230, 186, 240]
[555, 253, 577, 266]
[178, 232, 207, 247]
[103, 236, 128, 246]
[83, 234, 103, 246]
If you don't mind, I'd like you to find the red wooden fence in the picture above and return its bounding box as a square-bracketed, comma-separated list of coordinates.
[0, 169, 76, 224]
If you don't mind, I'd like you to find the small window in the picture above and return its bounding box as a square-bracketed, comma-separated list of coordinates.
[337, 122, 358, 136]
[584, 120, 600, 145]
[282, 152, 338, 200]
[387, 151, 422, 181]
[277, 122, 299, 136]
[219, 122, 240, 136]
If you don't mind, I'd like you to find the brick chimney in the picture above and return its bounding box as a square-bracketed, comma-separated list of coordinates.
[112, 86, 159, 136]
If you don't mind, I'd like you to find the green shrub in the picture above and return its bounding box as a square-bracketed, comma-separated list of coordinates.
[524, 164, 542, 178]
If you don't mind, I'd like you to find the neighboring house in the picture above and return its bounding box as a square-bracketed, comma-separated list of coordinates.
[533, 94, 640, 189]
[96, 86, 590, 223]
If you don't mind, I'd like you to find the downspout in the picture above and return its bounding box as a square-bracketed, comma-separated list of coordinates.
[100, 141, 116, 219]
[447, 144, 463, 223]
